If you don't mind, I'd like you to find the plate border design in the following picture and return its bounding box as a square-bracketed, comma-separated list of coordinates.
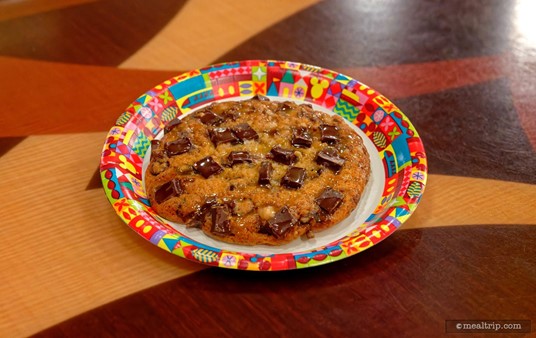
[100, 60, 427, 271]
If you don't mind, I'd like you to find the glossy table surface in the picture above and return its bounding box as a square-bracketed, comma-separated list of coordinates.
[1, 1, 535, 337]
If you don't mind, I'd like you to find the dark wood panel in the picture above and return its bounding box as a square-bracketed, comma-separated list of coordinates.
[340, 55, 504, 101]
[85, 166, 102, 190]
[509, 54, 536, 150]
[0, 136, 26, 157]
[216, 0, 514, 68]
[395, 79, 536, 184]
[34, 225, 536, 337]
[0, 0, 185, 65]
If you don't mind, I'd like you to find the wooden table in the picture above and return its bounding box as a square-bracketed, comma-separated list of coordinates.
[1, 0, 535, 336]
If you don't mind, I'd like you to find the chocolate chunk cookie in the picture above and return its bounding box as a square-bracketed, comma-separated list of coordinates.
[145, 97, 370, 245]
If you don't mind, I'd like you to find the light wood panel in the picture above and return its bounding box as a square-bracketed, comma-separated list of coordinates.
[404, 174, 536, 229]
[0, 133, 204, 338]
[120, 0, 319, 71]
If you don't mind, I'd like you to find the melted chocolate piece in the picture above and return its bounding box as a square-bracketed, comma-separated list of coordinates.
[193, 156, 223, 178]
[281, 167, 306, 189]
[209, 128, 239, 146]
[228, 151, 252, 166]
[203, 196, 218, 209]
[190, 196, 218, 225]
[258, 161, 273, 185]
[279, 101, 295, 111]
[150, 140, 161, 157]
[270, 146, 297, 165]
[251, 94, 270, 101]
[222, 199, 237, 214]
[165, 137, 192, 156]
[316, 147, 345, 173]
[232, 123, 258, 141]
[164, 118, 182, 133]
[211, 205, 231, 235]
[267, 129, 278, 137]
[198, 110, 223, 125]
[320, 124, 340, 144]
[154, 179, 182, 204]
[315, 187, 344, 214]
[292, 128, 313, 148]
[267, 206, 296, 238]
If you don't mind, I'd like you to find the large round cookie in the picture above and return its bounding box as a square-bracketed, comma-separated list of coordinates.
[145, 96, 370, 245]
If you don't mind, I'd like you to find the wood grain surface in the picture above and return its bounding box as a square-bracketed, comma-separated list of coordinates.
[0, 0, 535, 337]
[0, 0, 187, 65]
[0, 0, 96, 22]
[120, 0, 319, 71]
[34, 225, 536, 337]
[0, 133, 204, 337]
[0, 56, 177, 136]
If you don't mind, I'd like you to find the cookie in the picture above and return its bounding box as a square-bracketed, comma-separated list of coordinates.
[145, 96, 370, 245]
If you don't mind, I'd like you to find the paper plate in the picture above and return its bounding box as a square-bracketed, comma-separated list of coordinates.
[100, 60, 427, 271]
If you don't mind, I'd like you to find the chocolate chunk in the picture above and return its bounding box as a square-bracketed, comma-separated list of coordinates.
[316, 147, 345, 173]
[320, 124, 340, 144]
[251, 94, 270, 101]
[232, 123, 258, 141]
[211, 205, 231, 235]
[191, 196, 218, 223]
[164, 118, 182, 133]
[150, 140, 161, 157]
[203, 196, 218, 209]
[154, 179, 182, 204]
[279, 101, 295, 111]
[209, 128, 239, 146]
[193, 156, 223, 178]
[189, 195, 220, 227]
[292, 128, 312, 148]
[270, 146, 297, 165]
[281, 167, 306, 189]
[165, 137, 192, 156]
[315, 187, 344, 214]
[228, 151, 252, 166]
[267, 206, 296, 238]
[198, 110, 223, 125]
[222, 198, 236, 211]
[258, 161, 273, 185]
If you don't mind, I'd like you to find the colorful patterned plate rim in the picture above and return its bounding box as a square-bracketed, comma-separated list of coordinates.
[100, 60, 427, 271]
